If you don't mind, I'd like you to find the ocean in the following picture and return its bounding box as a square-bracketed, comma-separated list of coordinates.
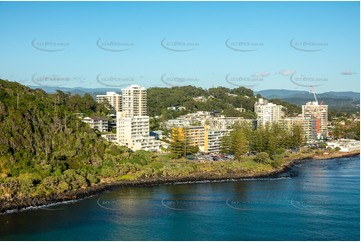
[0, 155, 359, 241]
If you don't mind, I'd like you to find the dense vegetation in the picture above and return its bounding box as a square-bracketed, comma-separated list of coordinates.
[0, 79, 127, 198]
[330, 117, 360, 140]
[148, 86, 258, 119]
[221, 123, 304, 164]
[0, 80, 284, 200]
[0, 79, 358, 205]
[147, 85, 303, 131]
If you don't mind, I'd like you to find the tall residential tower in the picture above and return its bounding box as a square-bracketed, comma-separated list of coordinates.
[254, 98, 284, 127]
[302, 101, 328, 139]
[121, 85, 147, 117]
[116, 85, 160, 151]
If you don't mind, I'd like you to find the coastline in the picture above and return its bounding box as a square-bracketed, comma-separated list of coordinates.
[1, 150, 359, 214]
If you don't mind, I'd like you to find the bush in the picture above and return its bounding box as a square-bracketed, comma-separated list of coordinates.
[254, 152, 270, 164]
[274, 148, 286, 155]
[86, 173, 100, 185]
[271, 158, 284, 168]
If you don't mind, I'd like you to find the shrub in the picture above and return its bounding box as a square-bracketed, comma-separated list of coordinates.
[274, 148, 286, 155]
[254, 152, 270, 164]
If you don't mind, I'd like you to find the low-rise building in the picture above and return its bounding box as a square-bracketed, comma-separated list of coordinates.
[166, 119, 191, 128]
[204, 126, 230, 154]
[166, 111, 254, 130]
[327, 139, 360, 152]
[82, 116, 109, 132]
[167, 106, 186, 111]
[150, 130, 164, 140]
[172, 126, 205, 151]
[254, 98, 284, 126]
[193, 96, 207, 102]
[168, 111, 256, 154]
[235, 107, 246, 112]
[101, 133, 117, 143]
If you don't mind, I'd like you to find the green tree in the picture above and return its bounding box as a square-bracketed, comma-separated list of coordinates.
[170, 128, 185, 159]
[231, 128, 249, 160]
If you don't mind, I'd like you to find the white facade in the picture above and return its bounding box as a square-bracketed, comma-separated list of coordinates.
[205, 128, 230, 154]
[96, 92, 122, 112]
[254, 98, 284, 126]
[116, 84, 160, 152]
[166, 111, 254, 130]
[302, 116, 317, 141]
[168, 111, 255, 154]
[82, 116, 109, 132]
[302, 101, 328, 139]
[121, 85, 147, 117]
[116, 114, 160, 151]
[167, 106, 186, 111]
[327, 139, 360, 152]
[101, 133, 117, 143]
[166, 119, 191, 128]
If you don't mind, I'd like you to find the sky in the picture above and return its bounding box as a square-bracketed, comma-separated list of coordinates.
[0, 1, 359, 93]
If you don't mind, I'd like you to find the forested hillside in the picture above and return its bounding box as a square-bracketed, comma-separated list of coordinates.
[147, 86, 303, 123]
[0, 79, 135, 198]
[148, 86, 259, 119]
[0, 80, 303, 202]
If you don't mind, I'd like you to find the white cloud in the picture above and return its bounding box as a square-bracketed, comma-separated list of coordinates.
[277, 69, 296, 76]
[341, 70, 356, 75]
[252, 71, 270, 77]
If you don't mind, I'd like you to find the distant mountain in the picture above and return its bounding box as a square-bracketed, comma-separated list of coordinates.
[257, 89, 360, 100]
[28, 86, 121, 98]
[321, 91, 360, 99]
[26, 86, 360, 112]
[256, 89, 310, 99]
[257, 89, 360, 112]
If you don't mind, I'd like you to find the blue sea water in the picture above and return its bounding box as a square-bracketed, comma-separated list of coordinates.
[0, 156, 359, 241]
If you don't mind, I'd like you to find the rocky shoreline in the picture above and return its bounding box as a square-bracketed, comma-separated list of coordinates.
[1, 150, 359, 214]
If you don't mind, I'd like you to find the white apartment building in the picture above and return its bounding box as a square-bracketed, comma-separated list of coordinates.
[96, 92, 122, 112]
[254, 98, 284, 126]
[168, 111, 253, 154]
[116, 85, 161, 152]
[302, 101, 328, 139]
[121, 85, 147, 117]
[208, 116, 254, 130]
[302, 116, 317, 141]
[82, 116, 109, 132]
[117, 114, 160, 151]
[204, 127, 230, 154]
[101, 133, 117, 142]
[279, 116, 318, 142]
[166, 119, 191, 128]
[166, 111, 254, 130]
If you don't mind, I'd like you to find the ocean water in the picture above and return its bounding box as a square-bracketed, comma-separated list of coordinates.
[0, 156, 359, 241]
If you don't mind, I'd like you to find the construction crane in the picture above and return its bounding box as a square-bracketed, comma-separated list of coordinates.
[310, 86, 321, 138]
[310, 85, 318, 105]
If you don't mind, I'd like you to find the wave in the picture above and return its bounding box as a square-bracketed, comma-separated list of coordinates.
[1, 197, 89, 215]
[163, 177, 292, 186]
